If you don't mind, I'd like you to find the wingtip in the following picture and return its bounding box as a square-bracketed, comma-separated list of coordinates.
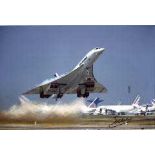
[22, 91, 29, 95]
[22, 92, 27, 95]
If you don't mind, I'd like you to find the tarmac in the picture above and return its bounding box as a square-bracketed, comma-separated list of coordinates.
[0, 115, 155, 130]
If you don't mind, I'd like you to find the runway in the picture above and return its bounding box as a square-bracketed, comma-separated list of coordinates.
[0, 115, 155, 129]
[1, 96, 155, 130]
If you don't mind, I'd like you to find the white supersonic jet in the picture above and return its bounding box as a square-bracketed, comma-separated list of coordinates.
[23, 48, 107, 100]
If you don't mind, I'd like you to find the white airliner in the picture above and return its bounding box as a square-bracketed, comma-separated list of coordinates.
[23, 48, 107, 100]
[134, 99, 155, 115]
[147, 99, 155, 112]
[93, 95, 141, 115]
[83, 97, 104, 115]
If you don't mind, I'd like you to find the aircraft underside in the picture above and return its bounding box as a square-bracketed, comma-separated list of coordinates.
[39, 80, 95, 99]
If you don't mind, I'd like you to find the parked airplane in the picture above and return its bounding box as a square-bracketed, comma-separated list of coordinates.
[83, 97, 104, 114]
[147, 99, 155, 112]
[87, 97, 104, 108]
[134, 99, 155, 115]
[23, 48, 107, 100]
[93, 95, 141, 115]
[144, 99, 155, 115]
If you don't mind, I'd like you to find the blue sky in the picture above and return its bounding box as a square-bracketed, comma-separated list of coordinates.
[0, 26, 155, 109]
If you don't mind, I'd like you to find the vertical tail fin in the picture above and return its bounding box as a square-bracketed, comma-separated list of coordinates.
[87, 97, 104, 108]
[151, 99, 155, 105]
[54, 73, 59, 78]
[132, 95, 140, 108]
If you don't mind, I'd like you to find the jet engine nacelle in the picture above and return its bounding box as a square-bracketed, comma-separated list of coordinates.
[76, 87, 89, 98]
[50, 83, 59, 89]
[40, 91, 51, 98]
[85, 78, 95, 89]
[85, 81, 95, 88]
[77, 78, 95, 98]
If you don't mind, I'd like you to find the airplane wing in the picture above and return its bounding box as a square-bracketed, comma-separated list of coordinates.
[66, 65, 107, 94]
[23, 64, 107, 97]
[23, 64, 84, 95]
[83, 65, 107, 93]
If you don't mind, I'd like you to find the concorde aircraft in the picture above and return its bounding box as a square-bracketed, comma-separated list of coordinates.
[23, 48, 107, 100]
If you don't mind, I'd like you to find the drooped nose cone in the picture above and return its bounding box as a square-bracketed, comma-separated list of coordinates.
[99, 48, 105, 53]
[95, 48, 105, 55]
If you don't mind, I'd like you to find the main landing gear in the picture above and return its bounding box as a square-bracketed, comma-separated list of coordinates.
[57, 93, 63, 99]
[40, 91, 51, 98]
[77, 89, 89, 98]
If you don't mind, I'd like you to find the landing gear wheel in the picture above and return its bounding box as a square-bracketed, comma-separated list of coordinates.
[77, 93, 82, 97]
[40, 91, 51, 98]
[40, 91, 44, 98]
[85, 92, 89, 98]
[77, 89, 82, 97]
[83, 92, 89, 98]
[57, 93, 63, 98]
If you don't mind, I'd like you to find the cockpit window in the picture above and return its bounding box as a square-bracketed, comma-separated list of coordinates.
[79, 56, 87, 66]
[95, 47, 100, 49]
[81, 56, 87, 63]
